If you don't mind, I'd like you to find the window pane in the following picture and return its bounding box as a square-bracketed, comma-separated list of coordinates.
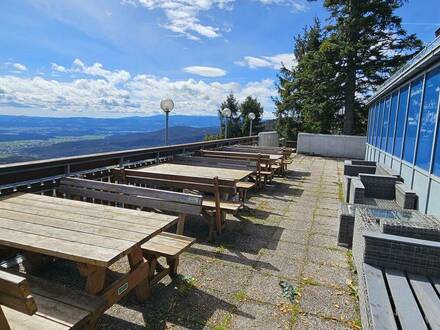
[415, 68, 440, 171]
[394, 86, 409, 158]
[372, 104, 378, 145]
[381, 97, 391, 150]
[403, 78, 423, 163]
[368, 105, 375, 144]
[375, 101, 385, 147]
[386, 92, 399, 153]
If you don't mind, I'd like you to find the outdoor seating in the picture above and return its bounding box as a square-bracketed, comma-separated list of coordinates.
[112, 167, 241, 239]
[350, 206, 440, 329]
[360, 263, 440, 330]
[171, 155, 257, 202]
[196, 149, 273, 185]
[59, 177, 203, 234]
[0, 269, 105, 329]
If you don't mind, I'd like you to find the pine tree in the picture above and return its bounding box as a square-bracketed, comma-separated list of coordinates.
[275, 18, 342, 137]
[219, 93, 242, 138]
[240, 96, 264, 136]
[321, 0, 423, 134]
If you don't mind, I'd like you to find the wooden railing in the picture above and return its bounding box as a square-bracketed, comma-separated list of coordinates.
[0, 136, 257, 196]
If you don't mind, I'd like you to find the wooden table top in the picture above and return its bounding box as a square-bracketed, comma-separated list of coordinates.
[136, 163, 253, 181]
[0, 193, 178, 267]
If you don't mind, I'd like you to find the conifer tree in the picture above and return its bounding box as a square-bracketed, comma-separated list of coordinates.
[219, 93, 242, 138]
[240, 96, 264, 136]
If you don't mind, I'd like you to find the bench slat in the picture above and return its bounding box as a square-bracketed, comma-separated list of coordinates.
[363, 264, 398, 330]
[142, 233, 195, 257]
[61, 177, 202, 205]
[202, 200, 240, 212]
[3, 307, 70, 330]
[60, 185, 202, 216]
[384, 269, 427, 330]
[0, 271, 31, 300]
[408, 273, 440, 330]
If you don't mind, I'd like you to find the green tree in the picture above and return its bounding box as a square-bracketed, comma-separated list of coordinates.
[319, 0, 422, 134]
[275, 18, 342, 138]
[219, 93, 242, 138]
[240, 96, 264, 136]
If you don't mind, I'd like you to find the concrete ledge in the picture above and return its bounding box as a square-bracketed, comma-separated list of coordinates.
[297, 133, 366, 159]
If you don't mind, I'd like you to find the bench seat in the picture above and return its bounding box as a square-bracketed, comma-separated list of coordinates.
[236, 181, 256, 190]
[362, 263, 440, 330]
[141, 232, 195, 258]
[1, 271, 105, 330]
[141, 233, 195, 284]
[202, 199, 241, 213]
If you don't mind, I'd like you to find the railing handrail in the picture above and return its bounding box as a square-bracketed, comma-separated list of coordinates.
[0, 136, 258, 194]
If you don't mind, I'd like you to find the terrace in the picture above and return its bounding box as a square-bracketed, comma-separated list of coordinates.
[0, 137, 359, 329]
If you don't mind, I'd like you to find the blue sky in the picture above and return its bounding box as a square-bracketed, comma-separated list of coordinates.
[0, 0, 439, 118]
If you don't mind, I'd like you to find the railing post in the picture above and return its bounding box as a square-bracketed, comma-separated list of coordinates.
[156, 152, 160, 164]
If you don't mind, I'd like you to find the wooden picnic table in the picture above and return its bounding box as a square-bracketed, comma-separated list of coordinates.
[136, 163, 253, 181]
[0, 193, 178, 309]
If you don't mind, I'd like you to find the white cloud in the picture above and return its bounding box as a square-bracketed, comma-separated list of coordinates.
[122, 0, 306, 40]
[0, 60, 276, 116]
[257, 0, 307, 12]
[184, 66, 226, 77]
[122, 0, 234, 40]
[12, 63, 27, 71]
[237, 53, 297, 70]
[51, 59, 131, 85]
[51, 63, 67, 72]
[4, 62, 27, 72]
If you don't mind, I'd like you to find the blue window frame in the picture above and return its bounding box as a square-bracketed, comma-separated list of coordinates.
[375, 100, 385, 148]
[394, 86, 409, 158]
[386, 92, 399, 153]
[381, 97, 391, 150]
[371, 103, 378, 145]
[415, 68, 440, 171]
[403, 78, 423, 163]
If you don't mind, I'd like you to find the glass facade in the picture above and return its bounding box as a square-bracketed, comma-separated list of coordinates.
[367, 65, 440, 178]
[403, 78, 423, 163]
[386, 92, 398, 154]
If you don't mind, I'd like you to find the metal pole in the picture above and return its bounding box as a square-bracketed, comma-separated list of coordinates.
[225, 118, 228, 139]
[249, 119, 253, 137]
[165, 111, 169, 145]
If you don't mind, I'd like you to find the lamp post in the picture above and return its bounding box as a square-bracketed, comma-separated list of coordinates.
[160, 98, 174, 145]
[221, 108, 232, 139]
[248, 112, 256, 136]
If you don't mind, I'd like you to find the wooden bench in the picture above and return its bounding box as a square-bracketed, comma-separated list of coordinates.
[58, 177, 198, 286]
[59, 177, 202, 235]
[222, 145, 292, 173]
[195, 149, 272, 185]
[0, 269, 105, 329]
[141, 232, 196, 285]
[172, 155, 257, 202]
[362, 263, 440, 330]
[112, 168, 240, 239]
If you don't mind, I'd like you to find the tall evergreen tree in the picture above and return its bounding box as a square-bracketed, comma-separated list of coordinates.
[275, 1, 422, 137]
[275, 18, 343, 137]
[219, 93, 242, 138]
[320, 0, 422, 134]
[240, 96, 264, 136]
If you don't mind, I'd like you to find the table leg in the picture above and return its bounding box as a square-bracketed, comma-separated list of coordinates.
[23, 252, 50, 274]
[128, 247, 150, 302]
[79, 264, 106, 295]
[176, 214, 186, 234]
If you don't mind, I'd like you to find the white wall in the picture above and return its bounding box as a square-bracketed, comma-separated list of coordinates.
[297, 133, 366, 159]
[258, 131, 279, 147]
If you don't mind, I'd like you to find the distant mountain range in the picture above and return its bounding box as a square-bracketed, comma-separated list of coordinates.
[0, 114, 220, 141]
[0, 115, 223, 164]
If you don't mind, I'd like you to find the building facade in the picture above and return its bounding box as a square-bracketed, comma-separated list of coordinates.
[365, 35, 440, 216]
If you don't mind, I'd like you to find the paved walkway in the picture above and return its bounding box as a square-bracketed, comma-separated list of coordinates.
[98, 155, 360, 329]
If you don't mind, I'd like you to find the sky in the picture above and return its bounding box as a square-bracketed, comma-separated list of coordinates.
[0, 0, 439, 119]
